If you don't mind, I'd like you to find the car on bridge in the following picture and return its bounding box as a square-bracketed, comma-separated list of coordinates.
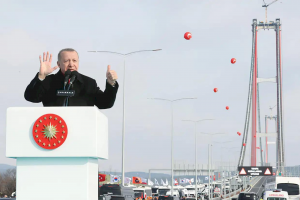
[99, 184, 135, 200]
[262, 189, 289, 200]
[237, 192, 259, 200]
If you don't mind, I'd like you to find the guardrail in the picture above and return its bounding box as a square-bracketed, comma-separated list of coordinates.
[221, 177, 260, 199]
[221, 187, 243, 199]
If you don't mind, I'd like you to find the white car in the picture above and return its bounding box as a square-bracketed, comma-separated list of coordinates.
[166, 189, 180, 197]
[263, 189, 289, 200]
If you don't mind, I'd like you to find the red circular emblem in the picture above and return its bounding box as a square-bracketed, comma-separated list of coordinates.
[32, 114, 68, 150]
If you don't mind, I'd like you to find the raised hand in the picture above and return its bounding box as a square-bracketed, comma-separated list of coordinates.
[106, 65, 118, 86]
[38, 52, 59, 80]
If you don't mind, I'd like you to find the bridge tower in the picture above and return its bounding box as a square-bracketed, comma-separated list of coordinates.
[238, 19, 284, 175]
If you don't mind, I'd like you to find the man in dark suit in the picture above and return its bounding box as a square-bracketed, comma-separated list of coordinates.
[25, 48, 118, 109]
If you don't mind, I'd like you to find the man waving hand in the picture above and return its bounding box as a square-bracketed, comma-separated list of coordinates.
[25, 48, 119, 109]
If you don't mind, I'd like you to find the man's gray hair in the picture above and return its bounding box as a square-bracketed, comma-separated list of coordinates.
[58, 48, 79, 61]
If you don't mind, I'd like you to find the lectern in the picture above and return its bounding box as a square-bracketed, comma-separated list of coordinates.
[6, 107, 108, 200]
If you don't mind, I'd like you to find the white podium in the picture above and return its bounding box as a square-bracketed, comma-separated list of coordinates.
[6, 107, 108, 200]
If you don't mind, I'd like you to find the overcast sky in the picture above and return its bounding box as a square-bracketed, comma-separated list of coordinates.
[0, 0, 299, 173]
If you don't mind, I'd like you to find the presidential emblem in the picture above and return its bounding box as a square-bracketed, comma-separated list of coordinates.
[32, 114, 68, 149]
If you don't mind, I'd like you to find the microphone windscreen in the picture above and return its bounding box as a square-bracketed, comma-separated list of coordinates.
[71, 71, 79, 77]
[65, 69, 71, 76]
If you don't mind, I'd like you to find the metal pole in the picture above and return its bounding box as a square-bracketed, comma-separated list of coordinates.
[275, 18, 284, 175]
[182, 120, 215, 197]
[238, 19, 257, 167]
[121, 59, 126, 186]
[275, 117, 278, 171]
[195, 123, 197, 198]
[251, 22, 258, 166]
[149, 97, 196, 189]
[229, 172, 231, 193]
[208, 144, 210, 200]
[211, 145, 213, 199]
[211, 144, 213, 200]
[221, 154, 223, 196]
[88, 49, 162, 186]
[265, 116, 268, 164]
[171, 102, 174, 196]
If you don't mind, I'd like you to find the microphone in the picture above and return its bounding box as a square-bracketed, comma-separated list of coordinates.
[69, 71, 79, 86]
[65, 71, 79, 106]
[63, 70, 71, 90]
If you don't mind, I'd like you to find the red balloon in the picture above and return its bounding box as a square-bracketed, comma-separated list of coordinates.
[237, 132, 241, 136]
[231, 58, 236, 64]
[184, 32, 192, 40]
[243, 143, 246, 146]
[214, 88, 218, 93]
[226, 106, 229, 110]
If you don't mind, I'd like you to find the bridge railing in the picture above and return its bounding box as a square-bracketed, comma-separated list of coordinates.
[221, 176, 258, 199]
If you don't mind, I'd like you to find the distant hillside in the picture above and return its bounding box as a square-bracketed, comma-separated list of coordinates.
[0, 164, 15, 174]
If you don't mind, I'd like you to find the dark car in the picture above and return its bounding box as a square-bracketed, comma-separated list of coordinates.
[99, 184, 135, 200]
[238, 192, 259, 200]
